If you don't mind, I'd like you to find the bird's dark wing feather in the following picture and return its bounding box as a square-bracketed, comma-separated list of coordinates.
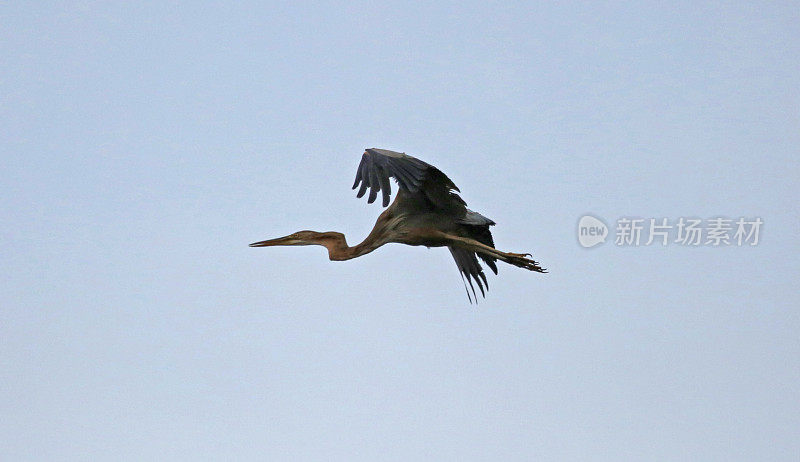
[449, 213, 499, 301]
[458, 209, 495, 227]
[352, 148, 466, 209]
[458, 209, 498, 275]
[448, 246, 489, 303]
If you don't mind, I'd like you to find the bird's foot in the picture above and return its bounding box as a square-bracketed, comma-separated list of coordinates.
[503, 252, 547, 273]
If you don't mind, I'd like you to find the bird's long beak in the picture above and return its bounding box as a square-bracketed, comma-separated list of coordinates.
[249, 235, 301, 247]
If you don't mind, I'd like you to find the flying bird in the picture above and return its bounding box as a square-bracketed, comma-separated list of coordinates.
[250, 148, 546, 301]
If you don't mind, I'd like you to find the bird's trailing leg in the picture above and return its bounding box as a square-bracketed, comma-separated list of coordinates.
[437, 232, 547, 273]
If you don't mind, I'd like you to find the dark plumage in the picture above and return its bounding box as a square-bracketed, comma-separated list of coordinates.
[252, 148, 546, 302]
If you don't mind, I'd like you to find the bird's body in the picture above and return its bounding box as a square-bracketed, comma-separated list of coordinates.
[251, 148, 545, 301]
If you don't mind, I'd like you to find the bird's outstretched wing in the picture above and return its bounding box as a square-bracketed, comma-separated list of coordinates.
[352, 148, 466, 209]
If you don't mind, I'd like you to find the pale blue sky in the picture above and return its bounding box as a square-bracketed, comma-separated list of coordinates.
[2, 2, 798, 460]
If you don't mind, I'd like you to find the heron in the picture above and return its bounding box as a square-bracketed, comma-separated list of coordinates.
[250, 148, 546, 302]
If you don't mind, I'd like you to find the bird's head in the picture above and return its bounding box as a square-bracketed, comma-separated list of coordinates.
[249, 230, 343, 247]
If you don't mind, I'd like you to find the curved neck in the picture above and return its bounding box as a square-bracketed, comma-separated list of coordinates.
[315, 231, 383, 261]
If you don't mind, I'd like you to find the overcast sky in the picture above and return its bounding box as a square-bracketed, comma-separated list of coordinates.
[2, 2, 798, 460]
